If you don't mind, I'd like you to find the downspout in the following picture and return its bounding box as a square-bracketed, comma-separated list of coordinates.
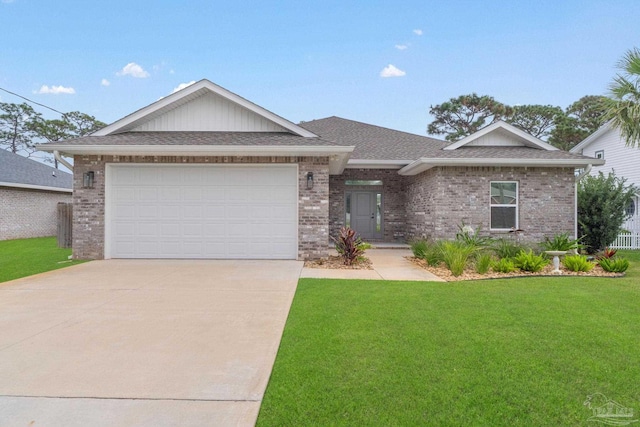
[574, 164, 593, 239]
[53, 150, 73, 172]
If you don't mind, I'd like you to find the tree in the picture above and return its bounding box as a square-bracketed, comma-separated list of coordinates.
[577, 171, 637, 253]
[427, 94, 511, 141]
[31, 111, 106, 168]
[605, 47, 640, 148]
[548, 95, 608, 150]
[0, 102, 41, 155]
[505, 104, 564, 140]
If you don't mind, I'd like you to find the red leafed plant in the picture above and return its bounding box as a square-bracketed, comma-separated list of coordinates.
[331, 227, 367, 266]
[596, 247, 618, 260]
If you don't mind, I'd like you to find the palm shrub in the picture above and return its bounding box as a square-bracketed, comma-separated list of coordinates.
[513, 250, 549, 273]
[578, 171, 637, 253]
[331, 227, 368, 266]
[562, 254, 595, 272]
[440, 241, 476, 276]
[598, 257, 630, 273]
[541, 232, 583, 252]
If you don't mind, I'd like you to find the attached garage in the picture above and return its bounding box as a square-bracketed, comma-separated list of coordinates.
[105, 164, 298, 259]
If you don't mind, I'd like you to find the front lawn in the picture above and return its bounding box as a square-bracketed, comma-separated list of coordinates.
[258, 251, 640, 426]
[0, 237, 86, 283]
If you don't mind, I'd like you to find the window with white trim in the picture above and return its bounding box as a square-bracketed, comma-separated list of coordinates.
[490, 181, 518, 230]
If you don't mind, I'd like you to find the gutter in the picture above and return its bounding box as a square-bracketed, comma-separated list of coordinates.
[54, 150, 73, 171]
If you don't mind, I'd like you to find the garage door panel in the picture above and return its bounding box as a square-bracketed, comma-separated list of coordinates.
[109, 165, 298, 259]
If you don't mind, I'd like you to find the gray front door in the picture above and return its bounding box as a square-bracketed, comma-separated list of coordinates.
[348, 191, 382, 240]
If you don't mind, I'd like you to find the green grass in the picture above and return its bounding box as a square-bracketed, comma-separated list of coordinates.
[0, 237, 87, 283]
[258, 251, 640, 426]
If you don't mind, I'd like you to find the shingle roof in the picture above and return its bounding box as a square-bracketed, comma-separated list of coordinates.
[299, 116, 597, 162]
[39, 131, 346, 147]
[299, 116, 448, 160]
[0, 149, 72, 189]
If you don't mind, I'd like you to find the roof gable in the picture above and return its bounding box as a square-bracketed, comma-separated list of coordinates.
[443, 120, 558, 151]
[93, 79, 318, 137]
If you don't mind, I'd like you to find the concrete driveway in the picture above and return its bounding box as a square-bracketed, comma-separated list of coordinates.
[0, 259, 303, 427]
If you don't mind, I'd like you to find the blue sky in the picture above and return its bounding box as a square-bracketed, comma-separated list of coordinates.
[1, 0, 639, 136]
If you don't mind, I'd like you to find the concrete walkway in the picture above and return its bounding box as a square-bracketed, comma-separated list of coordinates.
[0, 259, 303, 427]
[300, 248, 445, 281]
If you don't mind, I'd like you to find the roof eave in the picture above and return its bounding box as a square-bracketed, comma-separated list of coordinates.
[37, 144, 355, 175]
[346, 159, 412, 169]
[0, 181, 72, 193]
[398, 158, 606, 176]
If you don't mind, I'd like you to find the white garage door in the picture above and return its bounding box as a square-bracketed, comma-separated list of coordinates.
[107, 164, 298, 259]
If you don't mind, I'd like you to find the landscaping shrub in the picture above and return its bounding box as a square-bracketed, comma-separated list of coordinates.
[541, 232, 583, 252]
[578, 171, 637, 253]
[410, 240, 429, 259]
[474, 252, 493, 274]
[440, 241, 476, 276]
[513, 250, 549, 273]
[331, 227, 368, 266]
[492, 238, 526, 259]
[598, 257, 630, 273]
[492, 257, 516, 273]
[596, 247, 618, 260]
[562, 254, 595, 272]
[455, 223, 493, 249]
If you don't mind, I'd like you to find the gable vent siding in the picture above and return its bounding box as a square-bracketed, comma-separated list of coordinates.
[131, 92, 287, 132]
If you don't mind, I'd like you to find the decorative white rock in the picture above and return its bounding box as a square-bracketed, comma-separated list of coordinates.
[545, 250, 568, 274]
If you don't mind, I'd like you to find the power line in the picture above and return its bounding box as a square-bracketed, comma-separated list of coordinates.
[0, 86, 66, 115]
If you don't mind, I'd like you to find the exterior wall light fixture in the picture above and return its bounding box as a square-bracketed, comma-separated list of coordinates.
[306, 172, 314, 190]
[83, 171, 95, 189]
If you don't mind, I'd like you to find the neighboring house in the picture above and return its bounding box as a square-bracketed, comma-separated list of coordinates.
[570, 122, 640, 247]
[39, 79, 602, 260]
[0, 149, 72, 240]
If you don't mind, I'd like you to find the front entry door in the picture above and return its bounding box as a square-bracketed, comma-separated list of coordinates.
[348, 191, 382, 240]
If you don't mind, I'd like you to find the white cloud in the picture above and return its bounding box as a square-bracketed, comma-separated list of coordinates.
[380, 64, 406, 78]
[171, 80, 196, 93]
[101, 78, 110, 86]
[1, 0, 15, 4]
[395, 44, 408, 50]
[116, 62, 150, 78]
[169, 69, 175, 74]
[413, 29, 423, 35]
[34, 85, 76, 95]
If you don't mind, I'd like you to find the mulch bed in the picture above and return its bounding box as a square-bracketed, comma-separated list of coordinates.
[408, 256, 625, 281]
[304, 255, 373, 270]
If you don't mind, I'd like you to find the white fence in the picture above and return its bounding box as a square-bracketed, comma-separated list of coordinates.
[611, 218, 640, 250]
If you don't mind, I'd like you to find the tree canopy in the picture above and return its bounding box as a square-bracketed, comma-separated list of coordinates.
[0, 102, 105, 167]
[427, 94, 609, 150]
[427, 94, 511, 142]
[605, 47, 640, 148]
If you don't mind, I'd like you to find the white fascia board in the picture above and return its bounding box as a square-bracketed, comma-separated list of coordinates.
[443, 121, 558, 151]
[398, 157, 606, 176]
[92, 79, 318, 138]
[0, 181, 72, 193]
[346, 159, 411, 169]
[569, 120, 614, 153]
[37, 144, 354, 156]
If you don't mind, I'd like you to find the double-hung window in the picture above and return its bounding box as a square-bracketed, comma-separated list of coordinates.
[490, 181, 518, 230]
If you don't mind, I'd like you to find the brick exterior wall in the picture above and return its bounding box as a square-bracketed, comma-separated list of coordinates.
[72, 155, 329, 260]
[405, 166, 576, 243]
[329, 169, 407, 241]
[0, 187, 71, 240]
